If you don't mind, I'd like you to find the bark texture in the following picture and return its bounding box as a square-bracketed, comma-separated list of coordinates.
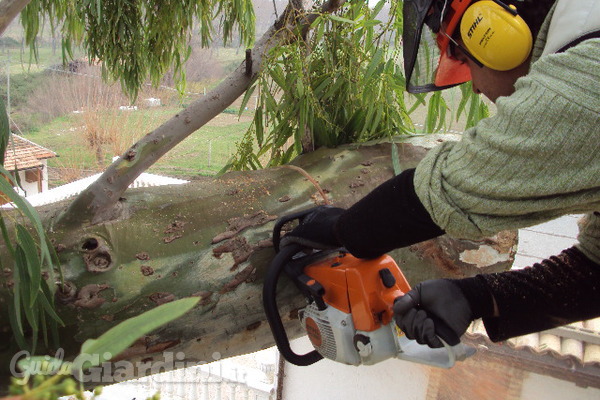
[0, 136, 517, 383]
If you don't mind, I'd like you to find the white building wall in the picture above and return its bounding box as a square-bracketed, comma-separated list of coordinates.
[15, 161, 49, 197]
[41, 160, 49, 192]
[520, 373, 600, 400]
[18, 171, 39, 197]
[282, 336, 430, 400]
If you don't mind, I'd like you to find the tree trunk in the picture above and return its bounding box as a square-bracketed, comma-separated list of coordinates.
[0, 136, 517, 384]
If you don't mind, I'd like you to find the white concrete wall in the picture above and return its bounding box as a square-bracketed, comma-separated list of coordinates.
[520, 372, 600, 400]
[281, 336, 430, 400]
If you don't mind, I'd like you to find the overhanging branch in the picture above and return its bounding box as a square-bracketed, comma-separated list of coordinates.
[59, 0, 347, 227]
[0, 0, 31, 36]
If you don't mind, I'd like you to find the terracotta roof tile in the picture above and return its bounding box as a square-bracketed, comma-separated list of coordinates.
[3, 135, 56, 171]
[467, 317, 600, 367]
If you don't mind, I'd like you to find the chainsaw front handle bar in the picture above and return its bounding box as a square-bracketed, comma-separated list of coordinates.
[396, 334, 474, 369]
[272, 208, 316, 253]
[394, 294, 462, 346]
[263, 243, 324, 366]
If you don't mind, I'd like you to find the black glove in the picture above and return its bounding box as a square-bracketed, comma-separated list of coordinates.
[279, 206, 345, 250]
[393, 279, 473, 348]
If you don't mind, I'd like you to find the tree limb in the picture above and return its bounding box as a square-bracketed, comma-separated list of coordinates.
[59, 0, 347, 227]
[0, 136, 518, 385]
[0, 0, 30, 36]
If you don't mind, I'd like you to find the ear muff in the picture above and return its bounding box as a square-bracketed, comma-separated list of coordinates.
[460, 0, 533, 71]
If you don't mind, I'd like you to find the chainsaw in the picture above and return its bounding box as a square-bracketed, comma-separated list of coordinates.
[263, 209, 475, 368]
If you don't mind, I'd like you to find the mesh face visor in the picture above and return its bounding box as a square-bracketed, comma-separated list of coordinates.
[403, 0, 473, 93]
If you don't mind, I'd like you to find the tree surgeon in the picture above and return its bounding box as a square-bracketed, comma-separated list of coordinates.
[281, 0, 600, 347]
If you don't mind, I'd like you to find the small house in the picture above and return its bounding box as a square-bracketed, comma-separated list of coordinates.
[3, 134, 57, 198]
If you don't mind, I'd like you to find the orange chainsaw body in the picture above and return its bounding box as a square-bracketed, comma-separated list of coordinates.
[303, 252, 412, 332]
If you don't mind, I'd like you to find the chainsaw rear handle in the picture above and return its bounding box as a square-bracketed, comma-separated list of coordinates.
[263, 243, 324, 366]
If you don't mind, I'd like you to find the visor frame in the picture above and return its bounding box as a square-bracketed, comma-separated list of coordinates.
[404, 0, 477, 93]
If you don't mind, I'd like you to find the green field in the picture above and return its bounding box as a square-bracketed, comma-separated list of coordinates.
[24, 107, 252, 186]
[0, 32, 253, 186]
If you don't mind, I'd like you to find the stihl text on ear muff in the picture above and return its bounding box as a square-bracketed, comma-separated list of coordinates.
[460, 0, 533, 71]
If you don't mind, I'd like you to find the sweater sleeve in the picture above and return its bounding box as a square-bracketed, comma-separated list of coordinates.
[455, 247, 600, 342]
[413, 40, 600, 256]
[335, 169, 445, 259]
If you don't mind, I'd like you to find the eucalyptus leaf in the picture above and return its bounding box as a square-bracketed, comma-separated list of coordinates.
[0, 97, 9, 166]
[77, 297, 199, 369]
[16, 225, 42, 305]
[328, 15, 357, 25]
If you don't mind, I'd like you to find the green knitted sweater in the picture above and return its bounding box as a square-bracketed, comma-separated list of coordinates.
[414, 13, 600, 264]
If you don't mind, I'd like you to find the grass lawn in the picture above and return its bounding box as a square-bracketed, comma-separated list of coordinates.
[24, 107, 252, 186]
[149, 113, 253, 177]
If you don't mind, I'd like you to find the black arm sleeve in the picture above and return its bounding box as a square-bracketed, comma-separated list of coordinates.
[453, 247, 600, 342]
[334, 168, 445, 259]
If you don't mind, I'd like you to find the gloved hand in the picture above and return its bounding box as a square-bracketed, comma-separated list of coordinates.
[393, 279, 473, 348]
[279, 206, 345, 250]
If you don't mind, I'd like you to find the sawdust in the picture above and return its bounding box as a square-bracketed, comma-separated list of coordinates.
[410, 239, 460, 274]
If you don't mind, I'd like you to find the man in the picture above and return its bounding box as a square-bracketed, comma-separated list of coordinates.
[282, 0, 600, 348]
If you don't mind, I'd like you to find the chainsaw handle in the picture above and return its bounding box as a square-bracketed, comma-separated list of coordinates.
[428, 313, 461, 347]
[396, 333, 474, 369]
[272, 208, 316, 253]
[263, 243, 324, 366]
[393, 295, 461, 346]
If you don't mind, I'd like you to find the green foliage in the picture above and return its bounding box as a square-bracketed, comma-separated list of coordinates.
[20, 0, 256, 99]
[0, 71, 48, 111]
[229, 0, 487, 170]
[0, 97, 8, 165]
[0, 169, 64, 354]
[231, 0, 415, 169]
[11, 298, 198, 399]
[8, 374, 81, 400]
[1, 99, 64, 353]
[456, 81, 489, 129]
